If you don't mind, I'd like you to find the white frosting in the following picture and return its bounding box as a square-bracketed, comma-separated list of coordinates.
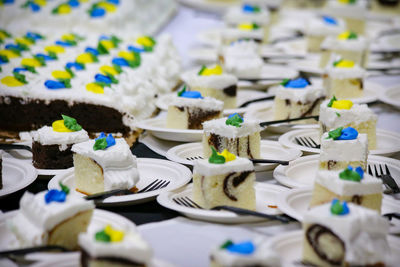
[210, 238, 280, 267]
[182, 70, 238, 91]
[223, 54, 263, 78]
[305, 16, 345, 36]
[194, 157, 254, 177]
[321, 35, 368, 51]
[275, 84, 325, 103]
[304, 203, 390, 266]
[221, 27, 264, 42]
[224, 6, 270, 26]
[324, 0, 368, 19]
[319, 100, 377, 129]
[8, 191, 94, 248]
[203, 118, 262, 138]
[71, 138, 139, 191]
[320, 132, 368, 162]
[325, 64, 366, 79]
[314, 169, 382, 195]
[32, 126, 89, 148]
[79, 226, 152, 265]
[221, 40, 260, 58]
[171, 96, 224, 111]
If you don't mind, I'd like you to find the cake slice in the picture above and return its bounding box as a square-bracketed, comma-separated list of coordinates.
[202, 114, 261, 159]
[166, 86, 224, 130]
[273, 78, 325, 124]
[310, 166, 382, 212]
[193, 148, 256, 210]
[79, 224, 153, 267]
[210, 239, 280, 267]
[8, 186, 94, 250]
[221, 23, 265, 45]
[320, 127, 368, 171]
[32, 115, 89, 169]
[182, 65, 238, 109]
[302, 200, 389, 266]
[323, 59, 365, 99]
[319, 97, 377, 149]
[72, 134, 139, 195]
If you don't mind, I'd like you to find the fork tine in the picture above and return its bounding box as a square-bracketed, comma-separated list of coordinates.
[308, 137, 319, 148]
[374, 164, 380, 177]
[295, 137, 304, 146]
[368, 165, 373, 176]
[173, 198, 187, 207]
[184, 197, 203, 209]
[379, 164, 384, 176]
[385, 164, 392, 175]
[144, 180, 164, 192]
[179, 197, 195, 208]
[303, 137, 313, 148]
[137, 179, 159, 193]
[155, 180, 170, 190]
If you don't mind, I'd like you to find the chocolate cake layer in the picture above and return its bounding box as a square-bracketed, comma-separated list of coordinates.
[32, 141, 74, 169]
[187, 108, 221, 129]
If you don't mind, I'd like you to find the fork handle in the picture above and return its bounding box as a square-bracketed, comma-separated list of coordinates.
[0, 245, 68, 257]
[250, 159, 289, 165]
[259, 115, 319, 127]
[0, 144, 32, 152]
[213, 206, 290, 223]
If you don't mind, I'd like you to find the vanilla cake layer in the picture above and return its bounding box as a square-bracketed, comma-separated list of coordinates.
[202, 118, 261, 159]
[193, 158, 255, 210]
[302, 203, 389, 266]
[304, 17, 345, 52]
[324, 1, 367, 34]
[8, 191, 94, 250]
[323, 65, 365, 99]
[319, 132, 368, 171]
[72, 138, 139, 195]
[309, 170, 382, 213]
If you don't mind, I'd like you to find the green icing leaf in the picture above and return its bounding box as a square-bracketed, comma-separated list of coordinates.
[339, 168, 361, 182]
[252, 23, 260, 29]
[113, 64, 122, 74]
[7, 47, 21, 56]
[23, 65, 37, 74]
[65, 67, 75, 78]
[33, 55, 46, 66]
[58, 79, 72, 89]
[225, 114, 243, 128]
[72, 34, 85, 41]
[220, 240, 233, 249]
[59, 182, 70, 195]
[330, 200, 344, 215]
[143, 46, 153, 52]
[198, 65, 206, 75]
[13, 72, 28, 84]
[177, 85, 186, 96]
[326, 127, 343, 140]
[208, 147, 226, 164]
[253, 6, 261, 12]
[62, 114, 82, 131]
[333, 59, 342, 67]
[0, 30, 11, 38]
[95, 230, 111, 243]
[105, 72, 118, 84]
[93, 137, 108, 151]
[0, 55, 9, 63]
[95, 81, 110, 88]
[348, 31, 358, 40]
[327, 95, 337, 107]
[111, 35, 122, 47]
[280, 78, 290, 86]
[335, 112, 341, 117]
[97, 42, 109, 55]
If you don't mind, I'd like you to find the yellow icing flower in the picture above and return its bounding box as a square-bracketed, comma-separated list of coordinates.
[99, 40, 114, 50]
[86, 83, 104, 94]
[335, 60, 355, 68]
[52, 120, 73, 132]
[218, 149, 236, 162]
[100, 65, 118, 76]
[104, 225, 124, 242]
[15, 37, 33, 46]
[57, 3, 72, 14]
[332, 100, 353, 110]
[201, 65, 223, 76]
[338, 31, 350, 40]
[21, 58, 41, 67]
[76, 53, 94, 64]
[97, 2, 117, 12]
[52, 70, 72, 80]
[0, 32, 8, 40]
[118, 51, 134, 61]
[0, 49, 19, 59]
[1, 76, 24, 87]
[45, 45, 65, 54]
[137, 36, 154, 47]
[34, 0, 47, 6]
[238, 23, 254, 30]
[61, 34, 75, 42]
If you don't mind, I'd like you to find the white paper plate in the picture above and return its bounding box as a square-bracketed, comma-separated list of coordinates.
[269, 230, 400, 267]
[165, 140, 302, 172]
[278, 128, 400, 156]
[157, 183, 289, 224]
[48, 158, 192, 206]
[379, 85, 400, 110]
[273, 154, 400, 194]
[179, 0, 238, 14]
[135, 117, 203, 142]
[139, 131, 183, 157]
[156, 90, 273, 115]
[0, 157, 37, 198]
[30, 257, 175, 267]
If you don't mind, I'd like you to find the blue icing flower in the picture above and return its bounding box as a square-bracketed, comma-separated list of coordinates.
[180, 91, 203, 99]
[228, 113, 243, 120]
[242, 4, 255, 13]
[347, 166, 364, 179]
[35, 53, 55, 61]
[337, 127, 358, 140]
[26, 32, 42, 40]
[331, 199, 349, 215]
[85, 47, 99, 56]
[45, 80, 66, 90]
[107, 0, 119, 4]
[5, 44, 25, 51]
[91, 8, 106, 17]
[95, 74, 112, 84]
[45, 189, 67, 204]
[226, 241, 255, 255]
[66, 62, 84, 71]
[29, 2, 41, 12]
[13, 67, 28, 73]
[128, 45, 145, 53]
[95, 132, 116, 148]
[284, 78, 309, 88]
[2, 0, 14, 4]
[55, 40, 73, 47]
[0, 56, 7, 64]
[112, 57, 129, 67]
[99, 35, 110, 40]
[68, 0, 80, 7]
[322, 16, 337, 25]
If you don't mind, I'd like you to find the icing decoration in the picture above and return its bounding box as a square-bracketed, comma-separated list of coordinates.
[52, 3, 71, 14]
[95, 230, 111, 242]
[5, 44, 28, 54]
[0, 55, 9, 64]
[62, 114, 82, 131]
[95, 225, 124, 243]
[35, 53, 56, 62]
[242, 4, 260, 13]
[25, 32, 43, 41]
[85, 47, 100, 56]
[218, 149, 236, 162]
[198, 64, 223, 76]
[93, 132, 116, 150]
[100, 65, 119, 76]
[282, 78, 310, 88]
[45, 45, 65, 54]
[338, 31, 358, 40]
[177, 86, 203, 99]
[52, 70, 72, 80]
[95, 73, 118, 84]
[225, 241, 255, 255]
[76, 52, 98, 64]
[322, 15, 338, 25]
[86, 82, 104, 94]
[111, 57, 128, 67]
[13, 67, 28, 73]
[327, 96, 337, 107]
[326, 127, 343, 140]
[21, 0, 46, 12]
[209, 146, 226, 164]
[337, 127, 358, 140]
[226, 113, 243, 128]
[44, 182, 70, 204]
[52, 119, 72, 132]
[136, 36, 156, 50]
[338, 0, 356, 4]
[66, 62, 85, 71]
[333, 59, 355, 68]
[1, 76, 25, 87]
[0, 0, 14, 4]
[0, 49, 19, 59]
[89, 1, 119, 17]
[330, 199, 349, 216]
[331, 99, 353, 110]
[21, 58, 42, 68]
[118, 51, 135, 61]
[339, 166, 363, 182]
[0, 30, 11, 44]
[336, 112, 341, 117]
[45, 79, 71, 90]
[15, 37, 34, 47]
[220, 240, 234, 249]
[128, 45, 145, 53]
[238, 23, 260, 30]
